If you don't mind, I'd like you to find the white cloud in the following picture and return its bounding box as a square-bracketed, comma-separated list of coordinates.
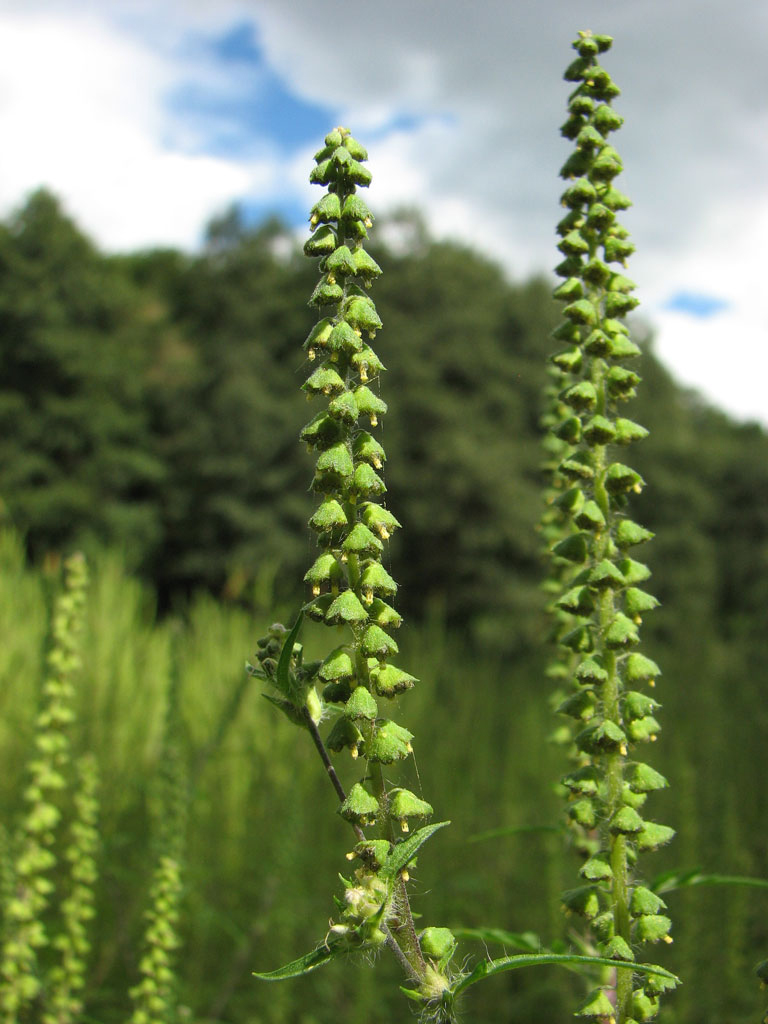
[0, 9, 269, 249]
[0, 0, 766, 426]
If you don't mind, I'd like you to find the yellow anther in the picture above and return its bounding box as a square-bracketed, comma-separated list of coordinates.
[350, 747, 359, 760]
[308, 347, 316, 360]
[372, 456, 382, 469]
[380, 527, 390, 540]
[400, 819, 409, 833]
[312, 584, 321, 597]
[619, 743, 627, 756]
[370, 414, 378, 427]
[359, 365, 369, 382]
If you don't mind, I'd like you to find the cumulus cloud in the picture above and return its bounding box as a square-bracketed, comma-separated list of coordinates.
[0, 0, 766, 422]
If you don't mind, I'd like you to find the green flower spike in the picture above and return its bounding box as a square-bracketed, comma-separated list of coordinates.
[546, 32, 674, 1024]
[253, 128, 451, 1017]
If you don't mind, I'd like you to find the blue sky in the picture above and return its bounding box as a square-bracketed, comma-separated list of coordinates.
[0, 0, 766, 425]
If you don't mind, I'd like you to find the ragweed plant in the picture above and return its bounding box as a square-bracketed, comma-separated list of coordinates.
[546, 31, 677, 1023]
[251, 127, 457, 1021]
[0, 553, 94, 1024]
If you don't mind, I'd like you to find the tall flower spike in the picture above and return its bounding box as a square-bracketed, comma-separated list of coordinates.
[255, 128, 455, 1020]
[547, 33, 676, 1024]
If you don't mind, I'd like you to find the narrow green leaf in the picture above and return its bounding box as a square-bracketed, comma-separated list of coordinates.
[382, 821, 449, 879]
[451, 953, 679, 998]
[467, 824, 561, 843]
[452, 928, 542, 952]
[253, 940, 343, 981]
[275, 612, 304, 699]
[651, 869, 768, 896]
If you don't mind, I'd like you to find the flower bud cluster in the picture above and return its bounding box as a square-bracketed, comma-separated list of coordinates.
[0, 553, 90, 1023]
[301, 128, 431, 842]
[547, 32, 676, 1019]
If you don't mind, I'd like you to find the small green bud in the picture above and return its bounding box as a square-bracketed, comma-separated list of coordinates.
[558, 690, 597, 720]
[634, 914, 672, 944]
[594, 104, 623, 135]
[626, 716, 663, 741]
[309, 276, 345, 307]
[583, 415, 617, 445]
[328, 390, 358, 424]
[555, 416, 582, 443]
[366, 720, 413, 763]
[361, 624, 399, 660]
[577, 719, 626, 754]
[352, 248, 382, 282]
[575, 500, 606, 531]
[625, 652, 661, 684]
[610, 805, 645, 835]
[419, 927, 456, 962]
[605, 462, 644, 495]
[370, 663, 417, 698]
[624, 588, 659, 619]
[616, 520, 654, 548]
[586, 202, 615, 230]
[581, 856, 613, 881]
[309, 499, 348, 534]
[605, 612, 640, 649]
[556, 586, 595, 615]
[319, 647, 355, 682]
[341, 194, 373, 224]
[575, 657, 608, 686]
[327, 320, 363, 355]
[344, 296, 382, 334]
[366, 598, 402, 629]
[342, 523, 384, 557]
[562, 885, 601, 920]
[360, 562, 397, 599]
[361, 503, 401, 539]
[309, 192, 342, 224]
[591, 910, 615, 942]
[344, 686, 378, 721]
[303, 365, 346, 396]
[339, 783, 379, 825]
[575, 989, 616, 1020]
[623, 691, 660, 720]
[562, 765, 601, 795]
[563, 299, 599, 326]
[626, 763, 668, 793]
[301, 411, 344, 450]
[352, 346, 386, 381]
[642, 968, 678, 996]
[304, 226, 337, 257]
[569, 798, 598, 828]
[352, 463, 386, 497]
[353, 431, 386, 467]
[618, 558, 652, 585]
[550, 348, 583, 374]
[325, 245, 358, 276]
[304, 553, 344, 591]
[314, 443, 354, 486]
[350, 839, 391, 871]
[588, 559, 625, 589]
[389, 789, 433, 831]
[558, 230, 590, 256]
[326, 717, 364, 755]
[602, 935, 634, 961]
[561, 624, 594, 652]
[630, 886, 667, 916]
[353, 386, 387, 424]
[614, 418, 649, 444]
[561, 380, 598, 411]
[604, 235, 635, 262]
[553, 277, 584, 301]
[636, 822, 676, 851]
[325, 590, 368, 625]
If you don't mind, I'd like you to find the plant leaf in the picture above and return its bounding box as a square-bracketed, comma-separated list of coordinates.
[275, 611, 304, 699]
[382, 821, 450, 879]
[452, 927, 542, 952]
[467, 823, 561, 843]
[253, 940, 343, 981]
[651, 868, 768, 896]
[451, 953, 679, 998]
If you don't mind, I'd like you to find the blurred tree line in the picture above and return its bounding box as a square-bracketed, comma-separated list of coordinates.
[1, 188, 767, 659]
